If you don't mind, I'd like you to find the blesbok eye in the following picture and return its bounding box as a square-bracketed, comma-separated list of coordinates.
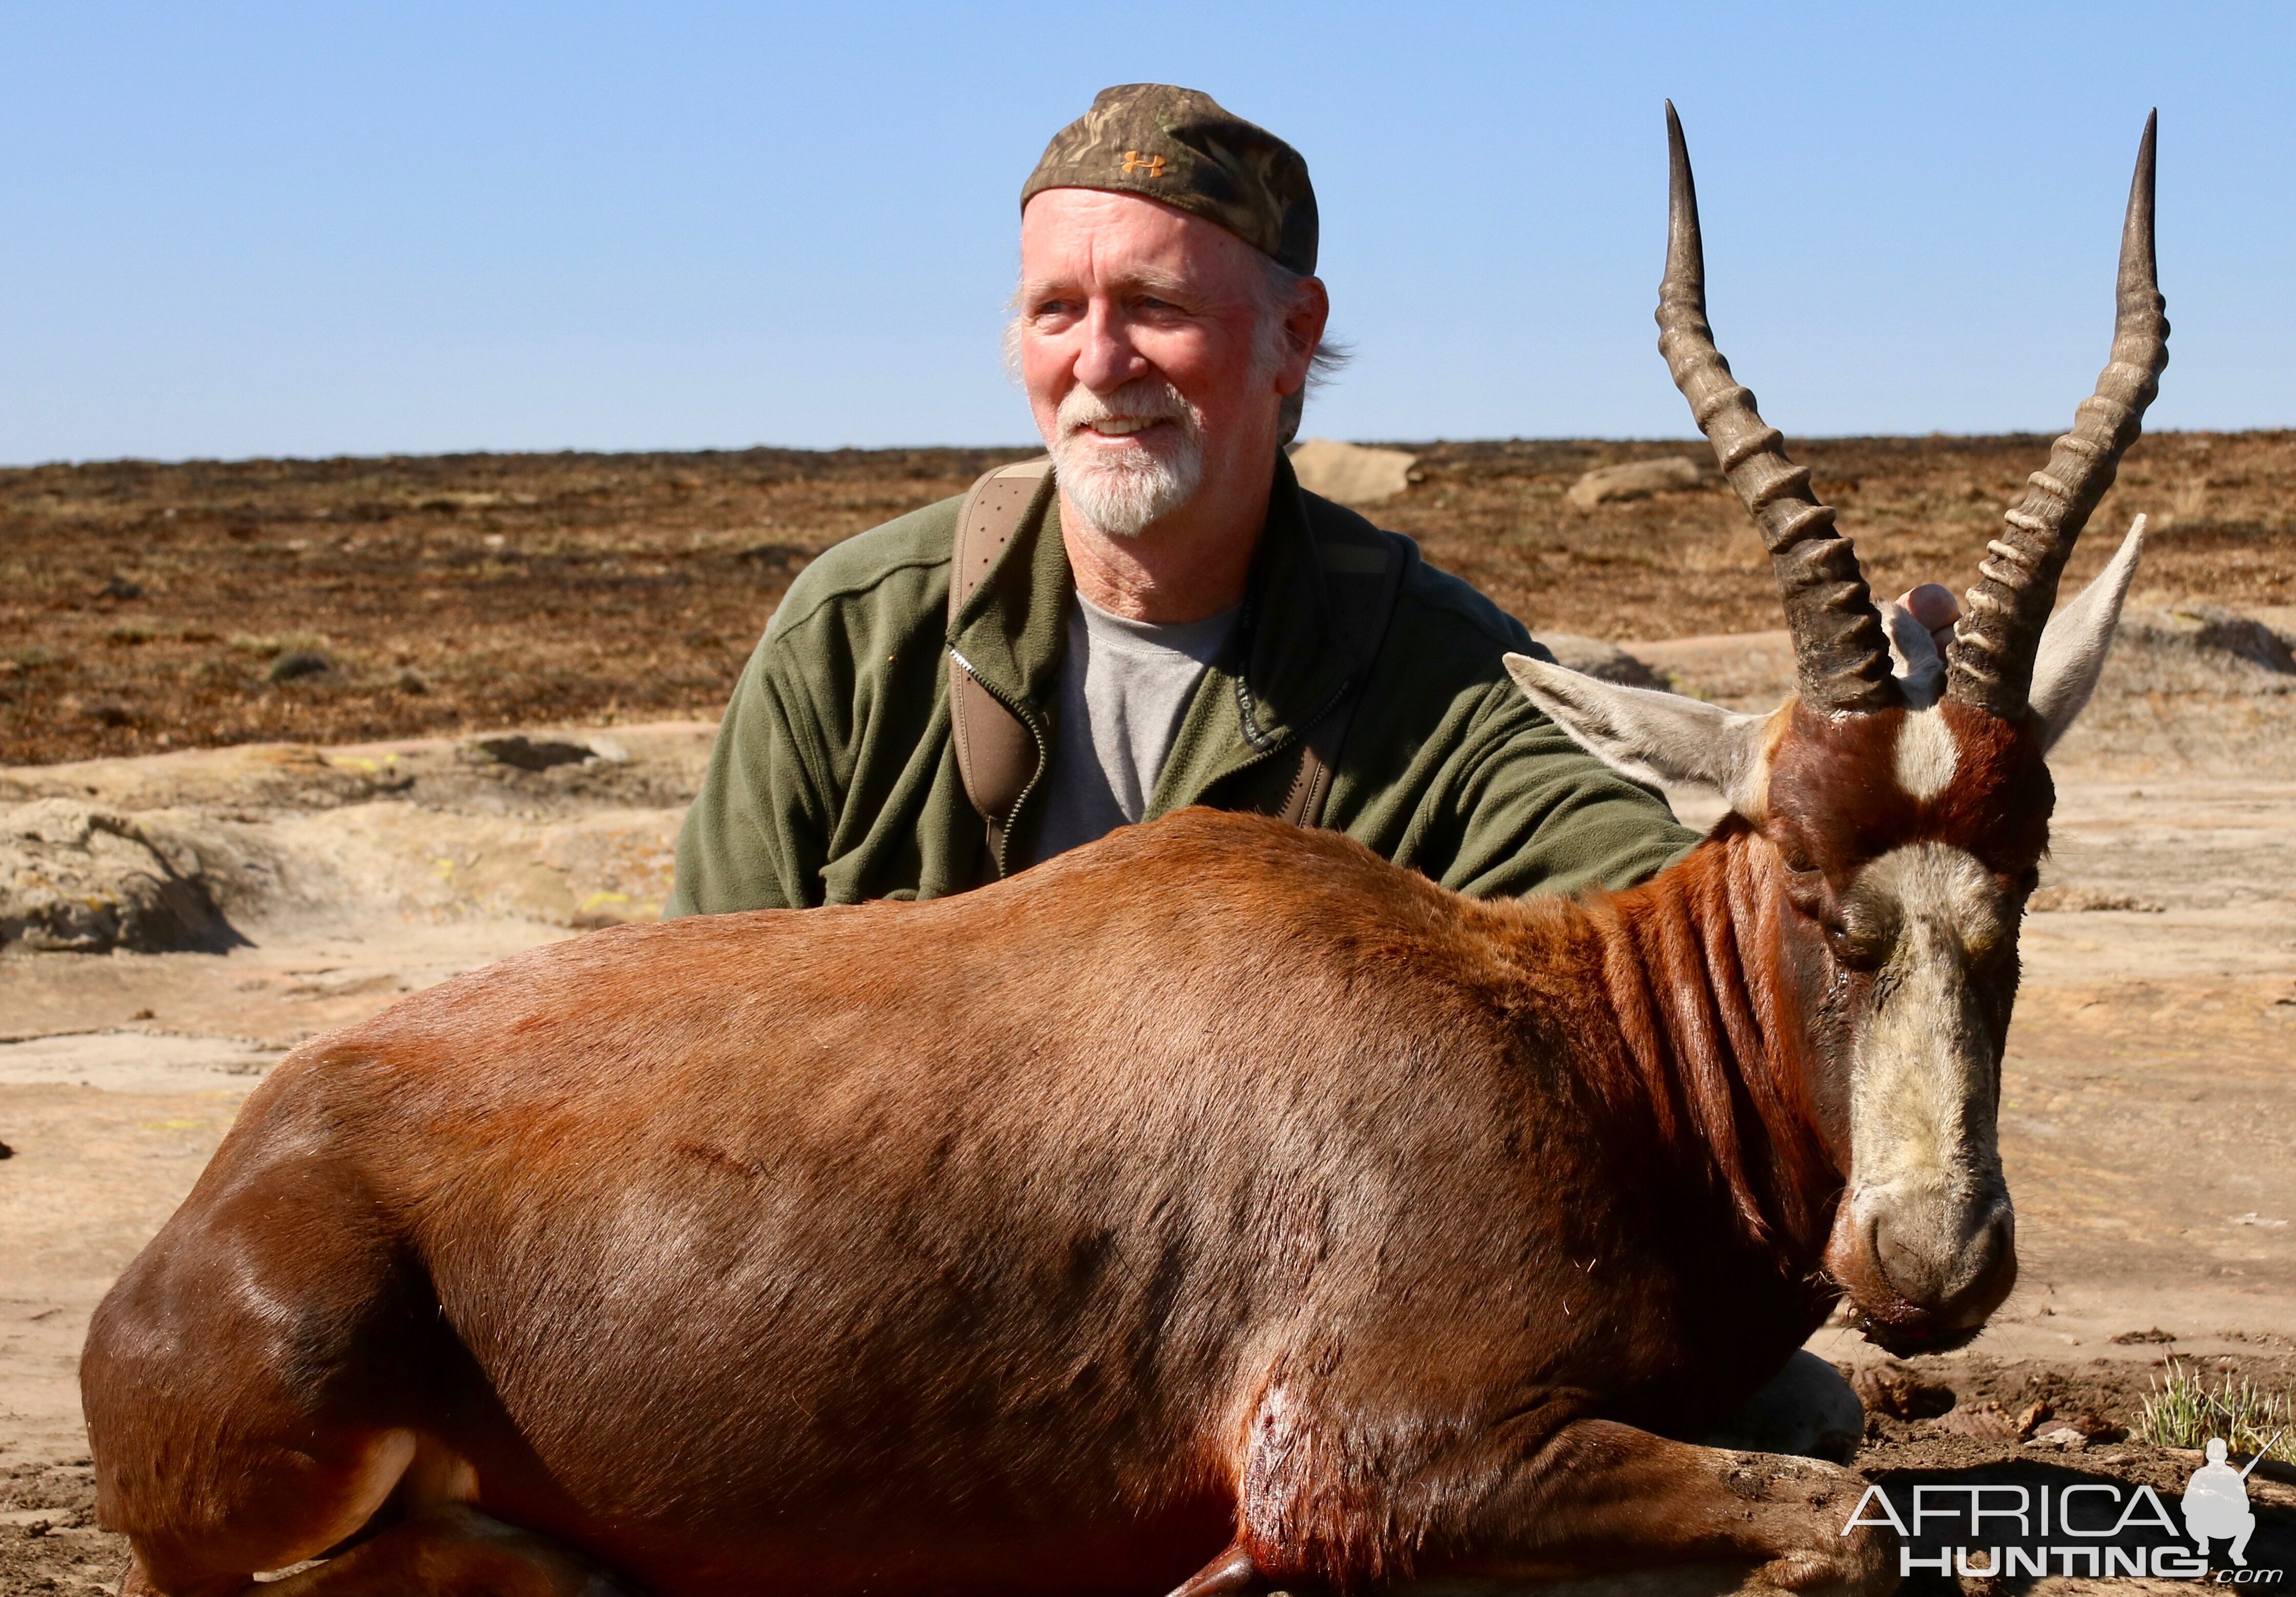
[1828, 898, 1899, 970]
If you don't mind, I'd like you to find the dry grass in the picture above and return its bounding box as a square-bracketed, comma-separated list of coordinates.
[4, 431, 2291, 766]
[2136, 1356, 2296, 1464]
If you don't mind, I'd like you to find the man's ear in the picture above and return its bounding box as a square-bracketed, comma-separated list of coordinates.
[1504, 653, 1775, 818]
[1276, 275, 1330, 397]
[2030, 515, 2146, 753]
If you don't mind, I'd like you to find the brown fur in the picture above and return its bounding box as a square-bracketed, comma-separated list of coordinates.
[84, 758, 2028, 1594]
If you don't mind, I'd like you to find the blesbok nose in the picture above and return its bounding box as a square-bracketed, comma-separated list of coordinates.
[1869, 1198, 2017, 1327]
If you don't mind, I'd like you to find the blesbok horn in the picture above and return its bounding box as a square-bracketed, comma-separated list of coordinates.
[1656, 102, 1897, 714]
[1947, 112, 2170, 717]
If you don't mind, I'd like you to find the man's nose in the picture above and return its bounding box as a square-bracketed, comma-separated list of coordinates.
[1071, 303, 1148, 393]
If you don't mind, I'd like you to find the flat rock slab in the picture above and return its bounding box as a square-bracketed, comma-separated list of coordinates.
[1566, 456, 1707, 509]
[0, 724, 707, 966]
[0, 1030, 282, 1094]
[1625, 628, 1795, 709]
[0, 720, 715, 817]
[1534, 633, 1669, 690]
[1, 802, 245, 955]
[1287, 438, 1416, 505]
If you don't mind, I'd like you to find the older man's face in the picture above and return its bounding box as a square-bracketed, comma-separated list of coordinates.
[1016, 187, 1303, 536]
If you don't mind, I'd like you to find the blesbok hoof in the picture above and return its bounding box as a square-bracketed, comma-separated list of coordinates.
[239, 1505, 643, 1597]
[1711, 1452, 1895, 1597]
[1166, 1543, 1270, 1597]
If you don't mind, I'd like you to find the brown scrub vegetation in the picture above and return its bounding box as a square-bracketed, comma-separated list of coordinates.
[4, 431, 2290, 766]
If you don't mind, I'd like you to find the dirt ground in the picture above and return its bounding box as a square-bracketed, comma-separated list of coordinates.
[2, 437, 2292, 1593]
[5, 431, 2293, 766]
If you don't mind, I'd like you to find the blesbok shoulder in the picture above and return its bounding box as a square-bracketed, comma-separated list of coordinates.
[84, 108, 2168, 1597]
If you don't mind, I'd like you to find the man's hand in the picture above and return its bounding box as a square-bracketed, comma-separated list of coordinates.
[1897, 583, 1959, 655]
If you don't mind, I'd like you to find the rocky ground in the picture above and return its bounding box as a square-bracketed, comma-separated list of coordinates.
[2, 438, 2292, 1592]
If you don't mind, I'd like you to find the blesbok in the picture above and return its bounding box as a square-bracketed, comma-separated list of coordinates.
[85, 107, 2167, 1596]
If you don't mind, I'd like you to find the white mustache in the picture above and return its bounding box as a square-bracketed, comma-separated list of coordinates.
[1056, 379, 1198, 442]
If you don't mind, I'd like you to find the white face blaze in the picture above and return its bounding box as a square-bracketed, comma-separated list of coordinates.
[1838, 842, 2017, 1314]
[1891, 709, 1959, 804]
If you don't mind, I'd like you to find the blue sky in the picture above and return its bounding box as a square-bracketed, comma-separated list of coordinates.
[2, 2, 2288, 463]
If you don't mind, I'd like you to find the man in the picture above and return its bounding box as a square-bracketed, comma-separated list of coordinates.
[669, 84, 1711, 916]
[670, 80, 1955, 1455]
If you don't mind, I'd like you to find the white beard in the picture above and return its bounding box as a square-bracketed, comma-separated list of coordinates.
[1048, 378, 1206, 538]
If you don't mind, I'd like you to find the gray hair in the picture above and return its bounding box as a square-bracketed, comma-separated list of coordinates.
[1254, 256, 1348, 446]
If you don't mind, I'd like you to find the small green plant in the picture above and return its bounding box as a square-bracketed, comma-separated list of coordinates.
[2136, 1357, 2295, 1463]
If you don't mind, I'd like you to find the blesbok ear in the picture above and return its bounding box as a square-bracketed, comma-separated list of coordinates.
[2029, 515, 2147, 753]
[1505, 653, 1774, 817]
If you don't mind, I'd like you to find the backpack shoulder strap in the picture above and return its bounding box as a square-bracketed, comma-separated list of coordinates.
[946, 456, 1052, 862]
[1277, 500, 1410, 830]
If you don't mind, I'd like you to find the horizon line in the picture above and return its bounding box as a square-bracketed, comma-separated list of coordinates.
[6, 425, 2289, 474]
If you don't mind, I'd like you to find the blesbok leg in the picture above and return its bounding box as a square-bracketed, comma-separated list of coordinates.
[119, 1506, 638, 1597]
[1235, 1416, 1892, 1594]
[85, 1136, 624, 1596]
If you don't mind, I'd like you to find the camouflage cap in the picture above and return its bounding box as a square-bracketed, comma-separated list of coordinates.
[1021, 84, 1318, 276]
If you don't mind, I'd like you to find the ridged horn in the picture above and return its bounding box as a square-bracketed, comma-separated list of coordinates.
[1655, 102, 1897, 714]
[1947, 112, 2169, 717]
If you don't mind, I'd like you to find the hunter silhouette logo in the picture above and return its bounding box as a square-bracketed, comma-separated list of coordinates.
[2185, 1435, 2282, 1568]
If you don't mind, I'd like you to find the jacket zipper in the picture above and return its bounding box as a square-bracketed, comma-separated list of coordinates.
[1220, 580, 1360, 803]
[949, 646, 1049, 881]
[1214, 672, 1354, 805]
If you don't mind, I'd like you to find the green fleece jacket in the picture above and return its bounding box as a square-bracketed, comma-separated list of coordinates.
[667, 454, 1697, 913]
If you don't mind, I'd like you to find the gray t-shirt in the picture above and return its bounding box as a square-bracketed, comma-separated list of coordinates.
[1029, 592, 1241, 865]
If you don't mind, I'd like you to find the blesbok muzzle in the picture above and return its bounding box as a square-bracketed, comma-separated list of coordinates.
[1834, 1184, 2018, 1358]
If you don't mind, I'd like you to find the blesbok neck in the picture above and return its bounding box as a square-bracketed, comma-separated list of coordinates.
[1565, 824, 1841, 1261]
